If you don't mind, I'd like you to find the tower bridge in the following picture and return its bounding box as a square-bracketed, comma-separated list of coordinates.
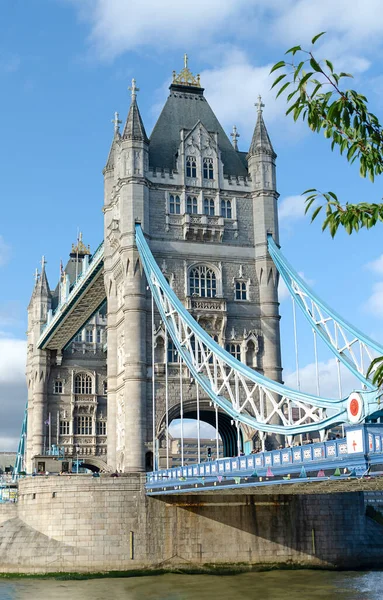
[3, 58, 383, 573]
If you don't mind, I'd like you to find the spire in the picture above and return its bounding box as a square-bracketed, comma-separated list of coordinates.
[104, 112, 122, 172]
[248, 96, 275, 158]
[122, 79, 149, 143]
[230, 125, 240, 151]
[36, 256, 51, 298]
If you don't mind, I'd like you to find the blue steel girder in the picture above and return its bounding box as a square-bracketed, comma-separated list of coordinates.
[37, 246, 106, 351]
[268, 236, 383, 390]
[135, 225, 382, 436]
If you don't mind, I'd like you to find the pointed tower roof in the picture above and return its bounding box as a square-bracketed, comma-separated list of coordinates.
[149, 57, 248, 177]
[104, 112, 121, 172]
[122, 79, 148, 143]
[248, 96, 276, 158]
[35, 257, 51, 299]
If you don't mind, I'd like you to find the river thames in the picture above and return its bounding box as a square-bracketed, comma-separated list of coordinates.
[0, 571, 382, 599]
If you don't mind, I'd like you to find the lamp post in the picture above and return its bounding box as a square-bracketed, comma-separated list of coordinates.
[75, 445, 80, 475]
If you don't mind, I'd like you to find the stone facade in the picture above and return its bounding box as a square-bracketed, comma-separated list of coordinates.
[0, 478, 382, 573]
[25, 63, 282, 474]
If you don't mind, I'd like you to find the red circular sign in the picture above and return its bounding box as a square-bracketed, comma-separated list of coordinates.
[350, 398, 359, 417]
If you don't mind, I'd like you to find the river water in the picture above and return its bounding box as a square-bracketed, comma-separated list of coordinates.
[0, 571, 382, 600]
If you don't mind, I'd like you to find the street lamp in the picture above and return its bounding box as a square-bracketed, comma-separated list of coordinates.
[75, 445, 80, 475]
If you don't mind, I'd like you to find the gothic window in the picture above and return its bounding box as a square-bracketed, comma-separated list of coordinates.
[167, 339, 178, 363]
[189, 265, 217, 298]
[85, 329, 93, 343]
[203, 198, 215, 216]
[186, 156, 197, 178]
[186, 196, 198, 214]
[226, 343, 241, 361]
[74, 373, 92, 395]
[246, 340, 256, 368]
[203, 157, 214, 179]
[96, 421, 106, 435]
[96, 328, 102, 344]
[190, 336, 202, 364]
[76, 415, 92, 435]
[155, 336, 165, 363]
[54, 380, 63, 394]
[235, 281, 247, 301]
[169, 194, 181, 214]
[59, 421, 70, 435]
[220, 199, 232, 219]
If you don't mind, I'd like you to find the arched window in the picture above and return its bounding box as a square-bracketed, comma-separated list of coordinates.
[186, 196, 198, 214]
[167, 339, 178, 363]
[186, 156, 197, 178]
[155, 336, 165, 363]
[74, 373, 92, 395]
[169, 194, 181, 214]
[235, 281, 247, 301]
[226, 343, 241, 361]
[203, 157, 214, 179]
[203, 198, 215, 216]
[220, 199, 232, 219]
[189, 265, 217, 298]
[246, 340, 256, 368]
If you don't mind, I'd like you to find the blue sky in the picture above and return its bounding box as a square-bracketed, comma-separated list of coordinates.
[1, 0, 383, 448]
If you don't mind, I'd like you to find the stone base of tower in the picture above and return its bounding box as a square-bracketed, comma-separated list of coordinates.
[0, 477, 382, 573]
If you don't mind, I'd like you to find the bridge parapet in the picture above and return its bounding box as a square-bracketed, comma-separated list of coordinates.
[146, 424, 383, 495]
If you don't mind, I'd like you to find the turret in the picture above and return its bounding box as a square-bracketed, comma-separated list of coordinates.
[248, 97, 282, 446]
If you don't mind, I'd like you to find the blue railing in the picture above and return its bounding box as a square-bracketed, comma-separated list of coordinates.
[146, 424, 383, 495]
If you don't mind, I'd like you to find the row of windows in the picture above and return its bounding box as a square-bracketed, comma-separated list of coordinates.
[59, 420, 106, 436]
[169, 195, 232, 218]
[54, 375, 107, 395]
[186, 156, 214, 180]
[157, 337, 256, 366]
[74, 328, 103, 344]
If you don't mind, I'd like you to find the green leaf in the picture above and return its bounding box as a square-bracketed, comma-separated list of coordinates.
[325, 59, 334, 73]
[310, 206, 322, 221]
[311, 32, 326, 44]
[339, 72, 353, 79]
[271, 73, 286, 89]
[303, 188, 317, 194]
[285, 45, 302, 55]
[310, 57, 322, 72]
[270, 61, 286, 74]
[276, 81, 291, 98]
[298, 72, 314, 89]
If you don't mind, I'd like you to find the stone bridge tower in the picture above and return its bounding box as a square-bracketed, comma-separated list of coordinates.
[103, 59, 282, 473]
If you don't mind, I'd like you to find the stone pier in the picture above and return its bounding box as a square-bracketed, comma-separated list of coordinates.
[0, 477, 382, 573]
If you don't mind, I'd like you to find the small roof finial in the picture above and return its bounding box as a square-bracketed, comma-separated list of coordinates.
[172, 55, 201, 88]
[112, 111, 122, 135]
[255, 95, 265, 114]
[34, 268, 39, 284]
[230, 125, 240, 150]
[129, 78, 140, 99]
[41, 255, 47, 271]
[184, 53, 188, 69]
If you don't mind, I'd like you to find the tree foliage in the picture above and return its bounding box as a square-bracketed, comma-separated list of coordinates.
[271, 33, 383, 388]
[271, 32, 383, 238]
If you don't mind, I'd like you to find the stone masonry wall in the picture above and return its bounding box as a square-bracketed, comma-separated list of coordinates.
[0, 478, 382, 573]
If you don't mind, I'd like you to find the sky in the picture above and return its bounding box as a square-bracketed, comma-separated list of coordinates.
[1, 0, 383, 449]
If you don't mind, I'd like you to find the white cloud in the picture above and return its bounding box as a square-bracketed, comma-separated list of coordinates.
[0, 338, 27, 452]
[69, 0, 249, 59]
[169, 418, 218, 440]
[0, 338, 26, 384]
[366, 254, 383, 276]
[364, 281, 383, 318]
[278, 195, 306, 222]
[0, 236, 10, 267]
[67, 0, 383, 72]
[284, 357, 361, 399]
